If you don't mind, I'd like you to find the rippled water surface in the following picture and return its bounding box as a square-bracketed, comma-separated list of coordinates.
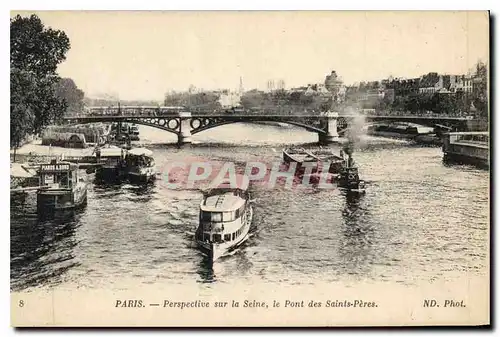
[11, 124, 489, 291]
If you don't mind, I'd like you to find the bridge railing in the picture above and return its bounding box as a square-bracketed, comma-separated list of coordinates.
[358, 110, 475, 118]
[67, 107, 477, 119]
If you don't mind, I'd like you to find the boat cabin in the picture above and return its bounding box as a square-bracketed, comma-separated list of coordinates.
[198, 185, 249, 244]
[130, 125, 140, 135]
[448, 131, 488, 145]
[97, 147, 126, 167]
[126, 148, 155, 168]
[38, 160, 80, 190]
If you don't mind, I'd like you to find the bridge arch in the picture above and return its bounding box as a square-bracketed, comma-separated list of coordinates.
[65, 118, 181, 136]
[190, 119, 327, 135]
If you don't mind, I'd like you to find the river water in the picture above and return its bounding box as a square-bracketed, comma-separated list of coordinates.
[10, 123, 489, 292]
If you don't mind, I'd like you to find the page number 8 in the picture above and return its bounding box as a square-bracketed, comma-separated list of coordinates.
[18, 300, 24, 307]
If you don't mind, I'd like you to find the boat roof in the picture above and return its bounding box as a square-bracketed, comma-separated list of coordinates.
[11, 163, 37, 178]
[208, 175, 250, 190]
[200, 190, 246, 212]
[434, 124, 453, 129]
[128, 147, 153, 157]
[284, 148, 342, 161]
[449, 131, 489, 136]
[99, 148, 123, 157]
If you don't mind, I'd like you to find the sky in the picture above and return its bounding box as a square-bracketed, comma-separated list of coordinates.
[12, 11, 489, 101]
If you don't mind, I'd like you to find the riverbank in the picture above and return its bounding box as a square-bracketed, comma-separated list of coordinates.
[11, 139, 95, 164]
[10, 140, 98, 189]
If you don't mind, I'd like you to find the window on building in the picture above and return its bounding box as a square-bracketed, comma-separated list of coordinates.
[224, 234, 231, 241]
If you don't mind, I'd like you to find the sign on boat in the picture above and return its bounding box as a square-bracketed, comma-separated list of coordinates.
[36, 159, 88, 212]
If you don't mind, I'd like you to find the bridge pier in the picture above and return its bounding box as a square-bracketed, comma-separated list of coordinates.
[318, 112, 340, 145]
[178, 112, 192, 145]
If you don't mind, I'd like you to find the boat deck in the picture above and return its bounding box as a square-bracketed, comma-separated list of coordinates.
[452, 140, 489, 149]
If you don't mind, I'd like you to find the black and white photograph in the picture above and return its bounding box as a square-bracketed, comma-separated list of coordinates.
[9, 10, 490, 327]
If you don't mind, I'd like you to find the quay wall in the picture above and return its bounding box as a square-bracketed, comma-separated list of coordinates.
[443, 136, 489, 168]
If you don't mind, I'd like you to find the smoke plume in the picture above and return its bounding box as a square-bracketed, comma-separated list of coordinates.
[342, 105, 367, 156]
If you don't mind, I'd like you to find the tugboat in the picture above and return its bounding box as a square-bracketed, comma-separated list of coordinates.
[36, 159, 88, 212]
[125, 147, 156, 183]
[195, 175, 253, 262]
[337, 148, 366, 193]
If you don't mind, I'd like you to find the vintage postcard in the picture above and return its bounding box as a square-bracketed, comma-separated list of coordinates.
[10, 10, 490, 327]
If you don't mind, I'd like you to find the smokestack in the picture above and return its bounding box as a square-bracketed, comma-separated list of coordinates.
[343, 142, 354, 156]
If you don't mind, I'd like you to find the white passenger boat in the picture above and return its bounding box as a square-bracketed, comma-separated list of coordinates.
[195, 176, 253, 262]
[125, 147, 156, 183]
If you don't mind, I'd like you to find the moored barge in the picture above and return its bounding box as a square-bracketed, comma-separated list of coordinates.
[442, 131, 489, 168]
[283, 148, 344, 174]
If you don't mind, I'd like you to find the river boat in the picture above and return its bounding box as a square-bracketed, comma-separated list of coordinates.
[109, 133, 132, 150]
[413, 133, 442, 146]
[195, 176, 253, 262]
[336, 156, 366, 193]
[11, 163, 38, 190]
[130, 124, 140, 141]
[283, 148, 344, 174]
[367, 123, 434, 139]
[130, 124, 139, 134]
[442, 132, 489, 168]
[95, 147, 127, 181]
[36, 159, 88, 212]
[125, 147, 156, 183]
[120, 123, 130, 134]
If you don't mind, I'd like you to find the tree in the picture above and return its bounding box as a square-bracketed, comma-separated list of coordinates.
[472, 61, 488, 116]
[10, 14, 70, 149]
[11, 14, 70, 78]
[54, 78, 85, 115]
[10, 69, 36, 160]
[375, 95, 392, 112]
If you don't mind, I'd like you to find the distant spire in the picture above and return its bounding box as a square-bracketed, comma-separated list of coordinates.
[239, 76, 244, 93]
